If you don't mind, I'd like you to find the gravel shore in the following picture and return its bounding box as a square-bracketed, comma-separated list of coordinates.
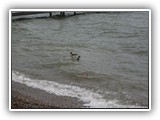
[11, 90, 59, 109]
[11, 81, 86, 109]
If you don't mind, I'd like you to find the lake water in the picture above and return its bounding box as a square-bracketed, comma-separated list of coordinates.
[11, 11, 149, 108]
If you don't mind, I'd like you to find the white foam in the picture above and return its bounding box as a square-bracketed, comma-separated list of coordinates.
[12, 71, 144, 108]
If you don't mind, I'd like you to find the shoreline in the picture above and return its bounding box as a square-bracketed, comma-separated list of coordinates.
[11, 81, 86, 109]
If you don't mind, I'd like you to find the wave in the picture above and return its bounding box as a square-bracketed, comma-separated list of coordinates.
[12, 70, 144, 108]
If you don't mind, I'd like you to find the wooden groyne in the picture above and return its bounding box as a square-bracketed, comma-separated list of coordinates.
[12, 12, 50, 16]
[12, 12, 77, 17]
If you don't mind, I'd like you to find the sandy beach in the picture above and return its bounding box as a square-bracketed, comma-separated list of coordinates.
[11, 81, 85, 109]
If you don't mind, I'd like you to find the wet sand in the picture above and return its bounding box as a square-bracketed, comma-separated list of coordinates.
[11, 81, 86, 109]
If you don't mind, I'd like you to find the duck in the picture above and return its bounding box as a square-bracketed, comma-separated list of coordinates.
[77, 56, 80, 61]
[70, 52, 78, 56]
[70, 52, 80, 61]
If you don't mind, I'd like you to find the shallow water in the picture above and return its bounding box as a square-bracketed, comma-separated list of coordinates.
[12, 11, 149, 108]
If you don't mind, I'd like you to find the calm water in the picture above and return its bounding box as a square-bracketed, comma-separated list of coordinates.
[12, 11, 149, 108]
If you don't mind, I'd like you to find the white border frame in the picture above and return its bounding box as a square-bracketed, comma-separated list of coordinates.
[9, 9, 151, 111]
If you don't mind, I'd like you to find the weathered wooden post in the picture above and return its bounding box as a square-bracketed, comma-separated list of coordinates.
[63, 12, 65, 16]
[60, 12, 65, 16]
[49, 12, 52, 17]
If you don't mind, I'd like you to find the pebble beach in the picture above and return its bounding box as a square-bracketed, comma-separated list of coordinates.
[11, 81, 85, 109]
